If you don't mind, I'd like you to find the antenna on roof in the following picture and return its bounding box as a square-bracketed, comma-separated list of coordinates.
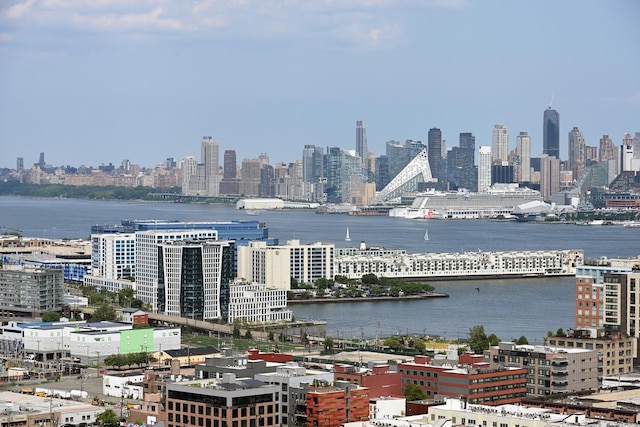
[548, 91, 554, 109]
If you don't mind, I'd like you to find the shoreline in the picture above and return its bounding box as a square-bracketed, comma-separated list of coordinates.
[287, 292, 449, 304]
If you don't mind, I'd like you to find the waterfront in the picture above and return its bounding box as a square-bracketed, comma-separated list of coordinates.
[2, 196, 639, 343]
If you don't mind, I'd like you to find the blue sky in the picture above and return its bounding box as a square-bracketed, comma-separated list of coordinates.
[1, 0, 639, 169]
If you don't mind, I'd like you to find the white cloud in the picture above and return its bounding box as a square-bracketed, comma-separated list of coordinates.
[0, 0, 466, 49]
[3, 0, 35, 20]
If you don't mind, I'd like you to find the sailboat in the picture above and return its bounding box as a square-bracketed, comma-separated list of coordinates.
[345, 227, 351, 242]
[424, 228, 429, 241]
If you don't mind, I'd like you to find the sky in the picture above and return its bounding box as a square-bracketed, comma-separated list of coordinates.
[1, 0, 639, 170]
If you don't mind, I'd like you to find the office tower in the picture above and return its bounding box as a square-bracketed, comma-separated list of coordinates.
[223, 150, 237, 179]
[259, 164, 276, 197]
[355, 120, 368, 162]
[478, 146, 492, 192]
[165, 157, 176, 168]
[385, 139, 427, 182]
[427, 128, 442, 182]
[539, 154, 560, 201]
[599, 135, 619, 176]
[515, 132, 531, 183]
[634, 132, 640, 158]
[491, 164, 514, 184]
[324, 147, 363, 204]
[219, 150, 240, 195]
[38, 152, 45, 168]
[491, 125, 509, 164]
[543, 107, 560, 159]
[302, 144, 325, 202]
[239, 158, 263, 196]
[375, 155, 390, 191]
[568, 127, 586, 180]
[157, 239, 233, 319]
[201, 136, 220, 196]
[16, 157, 23, 171]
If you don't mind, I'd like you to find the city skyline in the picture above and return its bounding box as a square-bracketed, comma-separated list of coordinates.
[1, 1, 639, 169]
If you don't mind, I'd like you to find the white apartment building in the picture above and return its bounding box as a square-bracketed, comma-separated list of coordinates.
[478, 146, 492, 192]
[227, 281, 291, 324]
[237, 239, 334, 288]
[91, 233, 136, 279]
[134, 230, 220, 311]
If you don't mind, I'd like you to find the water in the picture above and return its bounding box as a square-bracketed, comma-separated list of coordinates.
[2, 196, 639, 343]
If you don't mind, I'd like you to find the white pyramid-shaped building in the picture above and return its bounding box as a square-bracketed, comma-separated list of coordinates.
[373, 149, 435, 204]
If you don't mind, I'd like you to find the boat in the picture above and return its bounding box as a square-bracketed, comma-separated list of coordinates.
[245, 209, 260, 216]
[424, 228, 429, 241]
[345, 228, 351, 242]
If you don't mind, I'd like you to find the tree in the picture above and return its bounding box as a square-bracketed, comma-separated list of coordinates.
[487, 333, 501, 347]
[324, 336, 334, 352]
[361, 273, 379, 285]
[96, 409, 120, 427]
[413, 337, 426, 353]
[244, 329, 253, 340]
[92, 303, 117, 322]
[233, 324, 241, 339]
[42, 311, 61, 322]
[468, 325, 489, 354]
[118, 288, 135, 307]
[514, 336, 529, 345]
[403, 383, 427, 401]
[556, 328, 566, 336]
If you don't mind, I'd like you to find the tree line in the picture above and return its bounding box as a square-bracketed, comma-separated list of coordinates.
[0, 182, 179, 200]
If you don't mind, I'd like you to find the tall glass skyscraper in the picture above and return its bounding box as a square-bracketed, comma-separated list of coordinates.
[427, 128, 442, 181]
[543, 107, 560, 159]
[355, 120, 368, 162]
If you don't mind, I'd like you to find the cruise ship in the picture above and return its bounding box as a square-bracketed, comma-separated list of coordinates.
[335, 249, 583, 280]
[388, 184, 543, 220]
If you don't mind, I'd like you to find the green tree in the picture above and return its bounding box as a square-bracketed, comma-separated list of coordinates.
[118, 288, 135, 307]
[324, 336, 334, 352]
[556, 328, 566, 336]
[413, 337, 426, 353]
[403, 383, 427, 401]
[244, 329, 253, 340]
[233, 324, 241, 339]
[290, 277, 300, 289]
[41, 311, 61, 322]
[361, 273, 379, 285]
[91, 303, 117, 322]
[96, 409, 120, 427]
[268, 331, 274, 341]
[468, 325, 489, 354]
[514, 336, 529, 345]
[487, 333, 501, 347]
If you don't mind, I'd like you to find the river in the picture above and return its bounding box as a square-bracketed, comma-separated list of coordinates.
[1, 196, 639, 343]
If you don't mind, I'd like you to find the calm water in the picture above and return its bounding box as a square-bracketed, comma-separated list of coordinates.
[2, 196, 639, 343]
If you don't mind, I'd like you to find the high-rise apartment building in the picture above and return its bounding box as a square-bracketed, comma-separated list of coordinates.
[543, 107, 560, 159]
[539, 154, 560, 201]
[302, 144, 325, 202]
[599, 135, 619, 176]
[16, 157, 23, 171]
[491, 124, 508, 164]
[478, 146, 492, 192]
[621, 133, 640, 172]
[201, 136, 220, 196]
[219, 150, 240, 195]
[427, 128, 443, 183]
[515, 131, 531, 183]
[91, 233, 136, 280]
[568, 127, 586, 180]
[355, 120, 368, 162]
[324, 147, 363, 204]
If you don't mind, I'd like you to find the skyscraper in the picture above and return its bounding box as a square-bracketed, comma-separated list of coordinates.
[516, 132, 531, 183]
[491, 125, 509, 164]
[539, 154, 560, 201]
[428, 128, 442, 182]
[478, 146, 492, 192]
[201, 136, 220, 196]
[355, 120, 368, 162]
[568, 127, 586, 180]
[543, 107, 560, 159]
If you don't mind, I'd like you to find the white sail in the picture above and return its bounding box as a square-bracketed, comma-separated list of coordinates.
[345, 227, 351, 241]
[424, 228, 429, 241]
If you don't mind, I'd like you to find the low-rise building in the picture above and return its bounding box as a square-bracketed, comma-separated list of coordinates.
[165, 373, 280, 427]
[0, 391, 103, 427]
[545, 328, 635, 380]
[490, 342, 599, 397]
[334, 363, 403, 399]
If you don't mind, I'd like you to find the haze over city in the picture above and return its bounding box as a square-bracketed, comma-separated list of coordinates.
[1, 0, 639, 169]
